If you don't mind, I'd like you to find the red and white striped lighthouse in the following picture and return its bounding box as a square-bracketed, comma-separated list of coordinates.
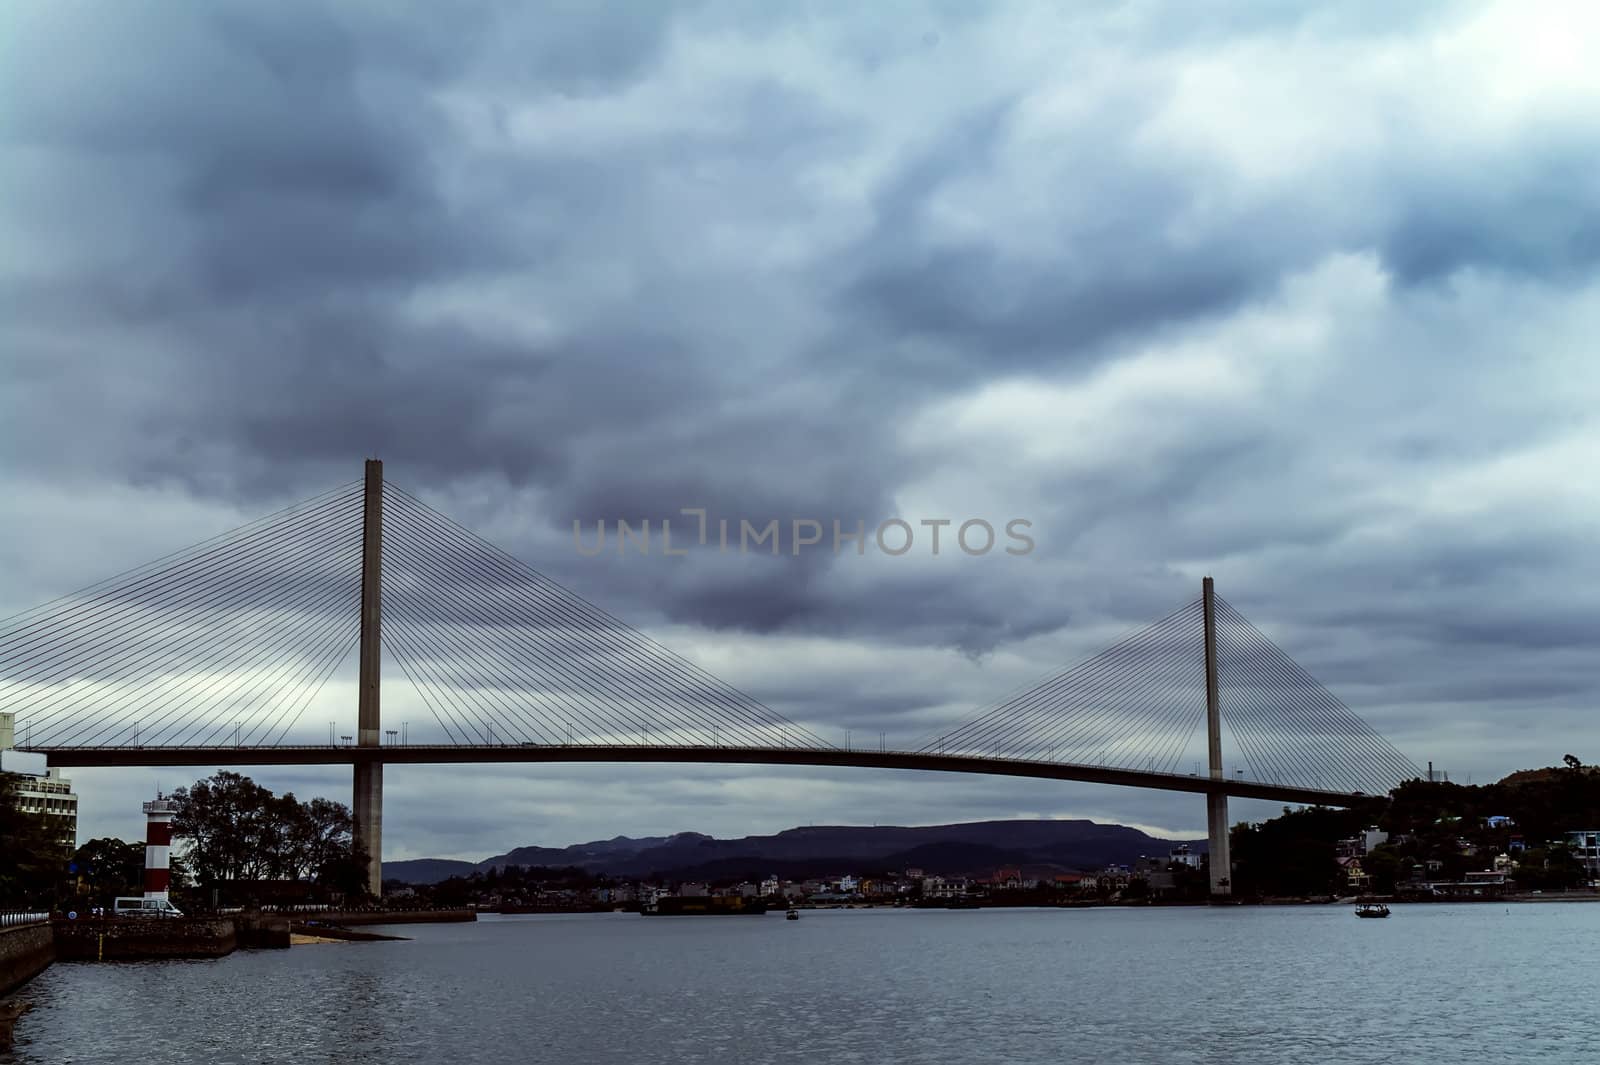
[142, 795, 176, 899]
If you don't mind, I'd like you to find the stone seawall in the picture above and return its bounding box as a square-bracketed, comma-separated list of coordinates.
[52, 917, 237, 961]
[0, 923, 54, 997]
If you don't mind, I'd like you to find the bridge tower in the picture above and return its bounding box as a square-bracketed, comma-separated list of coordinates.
[1203, 576, 1231, 898]
[353, 458, 384, 896]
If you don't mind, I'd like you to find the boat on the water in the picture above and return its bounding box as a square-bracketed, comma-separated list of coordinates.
[1355, 902, 1390, 918]
[785, 908, 799, 920]
[642, 895, 768, 916]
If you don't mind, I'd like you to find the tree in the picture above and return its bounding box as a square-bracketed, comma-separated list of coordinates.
[0, 772, 63, 909]
[171, 771, 276, 885]
[1362, 845, 1402, 895]
[286, 797, 356, 883]
[170, 771, 365, 900]
[1564, 754, 1584, 772]
[71, 837, 146, 902]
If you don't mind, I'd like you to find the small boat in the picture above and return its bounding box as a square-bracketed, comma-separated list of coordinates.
[785, 909, 799, 920]
[1355, 902, 1390, 918]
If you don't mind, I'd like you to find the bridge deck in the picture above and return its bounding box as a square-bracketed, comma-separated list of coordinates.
[26, 744, 1365, 807]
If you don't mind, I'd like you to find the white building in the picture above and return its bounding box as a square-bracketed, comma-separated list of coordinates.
[1168, 844, 1202, 869]
[1, 711, 79, 852]
[760, 876, 780, 897]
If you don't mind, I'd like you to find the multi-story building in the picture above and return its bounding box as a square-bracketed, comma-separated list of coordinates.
[9, 768, 79, 852]
[1, 711, 79, 852]
[1566, 831, 1600, 876]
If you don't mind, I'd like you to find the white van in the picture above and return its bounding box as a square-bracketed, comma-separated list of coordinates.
[112, 897, 184, 918]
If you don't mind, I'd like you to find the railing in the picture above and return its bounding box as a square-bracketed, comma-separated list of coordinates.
[0, 911, 49, 928]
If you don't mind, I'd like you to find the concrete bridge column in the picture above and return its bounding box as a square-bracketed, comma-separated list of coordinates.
[1203, 577, 1231, 897]
[353, 760, 381, 896]
[354, 459, 383, 897]
[1207, 791, 1231, 896]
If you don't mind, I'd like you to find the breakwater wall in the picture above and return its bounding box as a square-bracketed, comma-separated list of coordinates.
[236, 913, 292, 948]
[0, 922, 54, 997]
[53, 917, 238, 961]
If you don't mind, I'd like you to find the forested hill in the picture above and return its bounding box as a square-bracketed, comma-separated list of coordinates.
[385, 819, 1204, 884]
[1231, 760, 1600, 897]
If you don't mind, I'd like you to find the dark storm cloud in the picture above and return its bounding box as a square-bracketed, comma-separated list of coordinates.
[4, 0, 1600, 854]
[836, 110, 1274, 373]
[1381, 139, 1600, 285]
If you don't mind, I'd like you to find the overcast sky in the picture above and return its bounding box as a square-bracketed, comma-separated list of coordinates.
[3, 1, 1598, 861]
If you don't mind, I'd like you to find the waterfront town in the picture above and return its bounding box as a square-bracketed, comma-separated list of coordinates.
[394, 823, 1600, 913]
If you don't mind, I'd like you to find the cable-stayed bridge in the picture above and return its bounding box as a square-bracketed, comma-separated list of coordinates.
[1, 461, 1419, 896]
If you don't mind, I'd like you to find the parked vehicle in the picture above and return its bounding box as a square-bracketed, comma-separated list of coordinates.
[113, 897, 184, 918]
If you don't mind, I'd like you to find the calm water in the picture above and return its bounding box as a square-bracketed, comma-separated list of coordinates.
[6, 904, 1597, 1064]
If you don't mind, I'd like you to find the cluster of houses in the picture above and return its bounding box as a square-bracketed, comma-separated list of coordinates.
[1335, 820, 1600, 898]
[407, 843, 1213, 911]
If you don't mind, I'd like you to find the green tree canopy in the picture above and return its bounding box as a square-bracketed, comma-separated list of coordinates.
[170, 771, 365, 898]
[1, 771, 63, 909]
[71, 837, 145, 900]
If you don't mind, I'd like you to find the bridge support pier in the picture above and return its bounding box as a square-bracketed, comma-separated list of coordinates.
[1206, 790, 1231, 897]
[353, 760, 382, 896]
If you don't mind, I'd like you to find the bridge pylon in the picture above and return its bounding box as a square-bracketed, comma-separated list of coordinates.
[1202, 576, 1230, 898]
[353, 458, 383, 896]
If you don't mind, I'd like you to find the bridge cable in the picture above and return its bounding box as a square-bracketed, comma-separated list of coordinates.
[918, 600, 1196, 755]
[4, 501, 361, 743]
[381, 503, 706, 746]
[1213, 599, 1418, 792]
[0, 489, 360, 692]
[383, 502, 733, 746]
[922, 600, 1206, 769]
[382, 483, 830, 748]
[383, 485, 826, 748]
[1217, 598, 1419, 787]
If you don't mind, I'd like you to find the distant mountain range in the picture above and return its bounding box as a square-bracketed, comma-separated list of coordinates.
[384, 820, 1206, 885]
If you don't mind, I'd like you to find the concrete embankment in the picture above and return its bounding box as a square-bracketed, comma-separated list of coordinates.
[308, 908, 475, 926]
[290, 922, 409, 942]
[50, 913, 292, 962]
[0, 922, 54, 997]
[3, 909, 462, 997]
